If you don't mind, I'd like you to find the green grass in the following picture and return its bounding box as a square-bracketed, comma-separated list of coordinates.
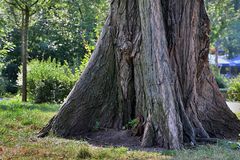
[0, 99, 240, 159]
[173, 142, 240, 160]
[0, 99, 168, 159]
[0, 98, 59, 112]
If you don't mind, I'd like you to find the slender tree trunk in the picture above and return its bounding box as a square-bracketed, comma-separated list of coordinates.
[39, 0, 240, 149]
[21, 6, 29, 102]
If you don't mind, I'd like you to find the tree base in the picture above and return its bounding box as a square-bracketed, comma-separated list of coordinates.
[39, 0, 240, 149]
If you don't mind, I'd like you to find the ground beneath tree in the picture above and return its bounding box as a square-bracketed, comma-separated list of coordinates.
[83, 129, 164, 152]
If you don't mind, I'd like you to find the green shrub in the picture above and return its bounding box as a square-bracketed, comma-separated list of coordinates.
[215, 74, 228, 88]
[18, 58, 80, 103]
[0, 77, 6, 96]
[125, 118, 139, 129]
[227, 75, 240, 101]
[210, 65, 228, 88]
[79, 49, 91, 73]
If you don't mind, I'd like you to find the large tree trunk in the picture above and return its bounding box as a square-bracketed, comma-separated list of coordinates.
[39, 0, 240, 149]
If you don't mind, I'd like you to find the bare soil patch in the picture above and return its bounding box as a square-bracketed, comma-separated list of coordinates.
[84, 129, 164, 152]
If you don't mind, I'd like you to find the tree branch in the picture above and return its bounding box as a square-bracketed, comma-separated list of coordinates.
[4, 0, 23, 10]
[30, 0, 39, 7]
[30, 0, 47, 16]
[9, 5, 21, 27]
[30, 10, 37, 16]
[17, 0, 27, 7]
[13, 0, 25, 10]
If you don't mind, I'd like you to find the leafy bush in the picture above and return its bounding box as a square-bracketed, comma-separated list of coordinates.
[79, 42, 92, 73]
[210, 65, 228, 88]
[18, 59, 80, 103]
[79, 51, 91, 73]
[125, 118, 139, 129]
[227, 75, 240, 101]
[215, 74, 228, 88]
[0, 77, 6, 96]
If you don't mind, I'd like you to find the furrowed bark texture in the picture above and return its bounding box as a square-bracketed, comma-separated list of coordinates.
[45, 0, 240, 149]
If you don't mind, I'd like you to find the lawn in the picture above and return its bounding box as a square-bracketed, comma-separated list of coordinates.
[0, 99, 240, 160]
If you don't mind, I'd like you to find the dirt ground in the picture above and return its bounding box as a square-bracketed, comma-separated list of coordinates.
[84, 129, 164, 152]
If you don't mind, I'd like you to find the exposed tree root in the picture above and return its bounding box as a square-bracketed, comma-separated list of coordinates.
[37, 116, 55, 138]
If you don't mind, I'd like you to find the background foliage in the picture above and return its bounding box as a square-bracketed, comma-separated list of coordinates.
[0, 0, 108, 96]
[228, 75, 240, 101]
[206, 0, 240, 58]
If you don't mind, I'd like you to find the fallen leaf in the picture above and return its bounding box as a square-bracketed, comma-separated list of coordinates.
[0, 146, 3, 155]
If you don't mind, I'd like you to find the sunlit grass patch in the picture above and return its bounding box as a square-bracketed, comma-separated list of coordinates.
[0, 98, 59, 112]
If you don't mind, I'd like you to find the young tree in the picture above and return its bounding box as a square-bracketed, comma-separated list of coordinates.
[39, 0, 240, 149]
[4, 0, 45, 101]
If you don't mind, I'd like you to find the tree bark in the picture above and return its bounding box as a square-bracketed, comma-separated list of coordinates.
[39, 0, 240, 149]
